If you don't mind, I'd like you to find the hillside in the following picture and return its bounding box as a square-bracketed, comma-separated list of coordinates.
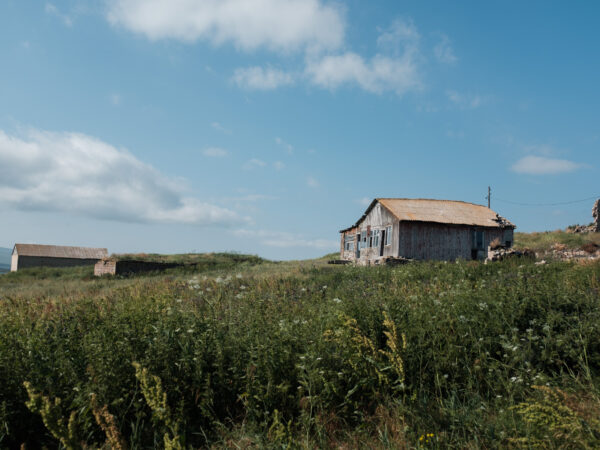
[514, 230, 600, 259]
[0, 254, 599, 448]
[0, 247, 11, 273]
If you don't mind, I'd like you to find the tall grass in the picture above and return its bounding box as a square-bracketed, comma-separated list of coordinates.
[0, 258, 599, 448]
[514, 230, 600, 253]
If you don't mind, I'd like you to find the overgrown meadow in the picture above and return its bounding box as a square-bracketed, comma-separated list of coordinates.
[0, 255, 599, 448]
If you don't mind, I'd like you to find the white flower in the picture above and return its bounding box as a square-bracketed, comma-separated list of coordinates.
[333, 298, 342, 304]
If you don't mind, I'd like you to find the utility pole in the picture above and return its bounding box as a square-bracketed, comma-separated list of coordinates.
[486, 186, 491, 208]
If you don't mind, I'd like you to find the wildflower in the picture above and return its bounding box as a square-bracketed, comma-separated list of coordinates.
[236, 273, 242, 278]
[332, 298, 342, 304]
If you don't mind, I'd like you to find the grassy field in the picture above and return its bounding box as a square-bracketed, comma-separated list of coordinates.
[514, 230, 600, 254]
[0, 252, 599, 448]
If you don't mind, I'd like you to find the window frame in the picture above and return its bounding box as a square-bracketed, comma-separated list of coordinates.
[385, 225, 392, 246]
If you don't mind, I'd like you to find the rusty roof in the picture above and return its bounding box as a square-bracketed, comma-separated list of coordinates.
[13, 244, 108, 259]
[341, 198, 515, 232]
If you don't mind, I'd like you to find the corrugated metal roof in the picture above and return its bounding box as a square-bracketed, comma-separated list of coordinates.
[13, 244, 108, 259]
[341, 198, 515, 232]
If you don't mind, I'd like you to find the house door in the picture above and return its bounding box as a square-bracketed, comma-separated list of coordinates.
[356, 233, 361, 258]
[471, 230, 484, 260]
[379, 230, 385, 257]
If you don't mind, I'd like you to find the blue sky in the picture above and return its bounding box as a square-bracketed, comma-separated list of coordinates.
[0, 0, 598, 259]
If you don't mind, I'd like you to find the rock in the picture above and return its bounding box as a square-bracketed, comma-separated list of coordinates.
[565, 199, 600, 234]
[485, 247, 535, 263]
[383, 256, 413, 266]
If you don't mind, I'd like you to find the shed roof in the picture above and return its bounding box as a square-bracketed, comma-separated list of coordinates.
[13, 244, 108, 259]
[341, 198, 515, 232]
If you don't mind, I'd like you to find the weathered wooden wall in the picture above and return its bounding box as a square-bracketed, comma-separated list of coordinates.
[340, 202, 399, 264]
[398, 222, 505, 261]
[14, 256, 101, 271]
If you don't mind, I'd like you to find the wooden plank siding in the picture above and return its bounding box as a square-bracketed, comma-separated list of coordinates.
[398, 222, 506, 261]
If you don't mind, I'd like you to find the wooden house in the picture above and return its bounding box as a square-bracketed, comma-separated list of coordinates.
[340, 198, 515, 264]
[11, 244, 108, 272]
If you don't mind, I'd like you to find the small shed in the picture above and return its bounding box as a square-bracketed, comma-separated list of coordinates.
[11, 244, 108, 272]
[340, 198, 515, 264]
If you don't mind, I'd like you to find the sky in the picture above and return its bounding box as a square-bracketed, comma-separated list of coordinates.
[0, 0, 599, 260]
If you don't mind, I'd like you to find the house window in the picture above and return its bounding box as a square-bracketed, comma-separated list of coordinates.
[361, 231, 367, 249]
[474, 230, 484, 249]
[373, 229, 380, 248]
[385, 226, 392, 245]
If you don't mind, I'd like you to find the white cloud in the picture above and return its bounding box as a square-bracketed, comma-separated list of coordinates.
[305, 20, 421, 95]
[234, 229, 338, 250]
[106, 0, 345, 53]
[232, 66, 294, 90]
[357, 197, 371, 206]
[225, 194, 277, 202]
[0, 128, 240, 225]
[243, 158, 267, 170]
[306, 52, 420, 95]
[275, 137, 294, 154]
[110, 93, 121, 106]
[211, 122, 231, 134]
[511, 155, 587, 175]
[434, 34, 457, 64]
[307, 176, 319, 188]
[376, 18, 419, 50]
[202, 147, 229, 157]
[273, 161, 285, 170]
[446, 90, 485, 109]
[45, 3, 73, 26]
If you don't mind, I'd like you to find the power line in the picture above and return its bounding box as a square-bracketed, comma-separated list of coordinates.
[494, 195, 599, 207]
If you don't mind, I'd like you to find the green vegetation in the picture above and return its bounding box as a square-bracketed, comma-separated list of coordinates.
[0, 253, 599, 448]
[514, 230, 600, 253]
